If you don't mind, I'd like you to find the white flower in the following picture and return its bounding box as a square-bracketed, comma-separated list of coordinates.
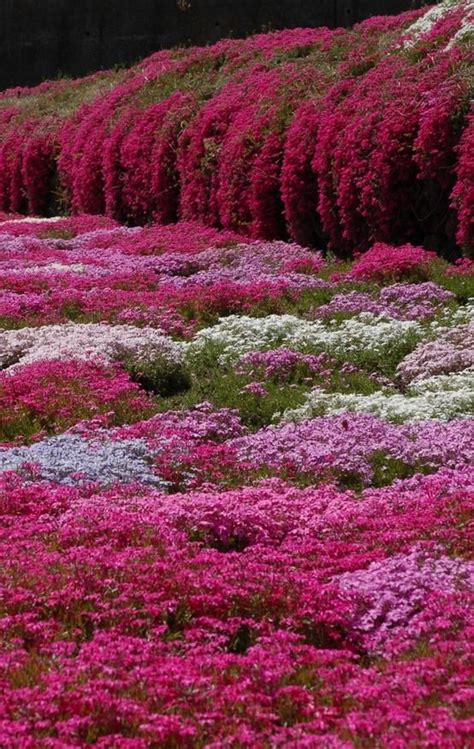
[403, 0, 474, 49]
[282, 370, 474, 423]
[5, 216, 63, 224]
[18, 262, 87, 274]
[0, 322, 185, 370]
[188, 313, 423, 364]
[446, 301, 474, 326]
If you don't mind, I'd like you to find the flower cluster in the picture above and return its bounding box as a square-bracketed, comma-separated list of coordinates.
[0, 322, 185, 371]
[231, 413, 474, 486]
[316, 282, 454, 321]
[237, 348, 331, 382]
[284, 370, 474, 423]
[190, 313, 424, 366]
[0, 359, 153, 442]
[397, 322, 474, 381]
[0, 466, 472, 746]
[339, 543, 474, 653]
[340, 243, 440, 283]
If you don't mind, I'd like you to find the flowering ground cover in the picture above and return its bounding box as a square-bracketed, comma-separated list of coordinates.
[0, 1, 473, 745]
[0, 1, 472, 257]
[0, 210, 473, 747]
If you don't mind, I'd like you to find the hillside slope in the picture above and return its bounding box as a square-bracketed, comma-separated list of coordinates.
[0, 0, 472, 257]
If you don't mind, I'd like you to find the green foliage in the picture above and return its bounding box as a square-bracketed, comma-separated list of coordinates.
[39, 228, 74, 240]
[433, 271, 474, 303]
[124, 356, 192, 398]
[158, 343, 386, 431]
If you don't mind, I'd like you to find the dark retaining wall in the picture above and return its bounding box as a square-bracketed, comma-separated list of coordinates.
[0, 1, 428, 90]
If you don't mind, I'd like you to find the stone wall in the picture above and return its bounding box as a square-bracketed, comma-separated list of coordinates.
[0, 0, 428, 90]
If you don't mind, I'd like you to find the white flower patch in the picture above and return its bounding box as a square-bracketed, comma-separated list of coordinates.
[188, 315, 326, 362]
[4, 216, 63, 224]
[188, 313, 423, 364]
[410, 369, 474, 393]
[17, 262, 87, 274]
[0, 322, 185, 371]
[282, 370, 474, 423]
[403, 0, 474, 48]
[446, 301, 474, 326]
[446, 10, 474, 46]
[315, 314, 424, 360]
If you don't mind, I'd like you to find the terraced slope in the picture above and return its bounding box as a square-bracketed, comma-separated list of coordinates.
[0, 1, 472, 256]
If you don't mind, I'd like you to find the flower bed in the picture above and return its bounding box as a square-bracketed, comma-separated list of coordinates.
[0, 212, 472, 745]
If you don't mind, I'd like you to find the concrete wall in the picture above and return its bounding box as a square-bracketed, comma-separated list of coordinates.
[0, 1, 428, 90]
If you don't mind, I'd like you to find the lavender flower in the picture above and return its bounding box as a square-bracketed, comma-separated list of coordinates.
[338, 544, 474, 653]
